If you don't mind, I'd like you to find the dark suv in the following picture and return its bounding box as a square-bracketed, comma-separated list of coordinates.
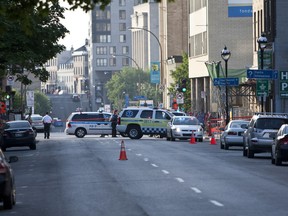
[243, 113, 288, 158]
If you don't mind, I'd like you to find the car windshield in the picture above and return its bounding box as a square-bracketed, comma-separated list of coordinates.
[173, 117, 199, 125]
[7, 121, 31, 128]
[255, 118, 288, 130]
[31, 116, 42, 121]
[230, 122, 249, 128]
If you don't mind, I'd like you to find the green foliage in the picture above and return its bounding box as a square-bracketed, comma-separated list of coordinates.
[105, 67, 159, 110]
[0, 1, 68, 84]
[168, 53, 191, 112]
[34, 91, 52, 115]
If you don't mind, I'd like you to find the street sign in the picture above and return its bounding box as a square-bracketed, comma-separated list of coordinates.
[279, 71, 288, 98]
[213, 78, 239, 86]
[246, 69, 278, 79]
[6, 75, 14, 86]
[134, 95, 146, 100]
[176, 92, 184, 104]
[256, 80, 269, 96]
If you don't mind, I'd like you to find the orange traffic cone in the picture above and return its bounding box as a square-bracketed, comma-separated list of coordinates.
[190, 132, 196, 144]
[119, 140, 128, 160]
[210, 133, 217, 145]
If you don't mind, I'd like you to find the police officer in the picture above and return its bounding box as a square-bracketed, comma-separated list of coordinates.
[42, 112, 52, 139]
[110, 110, 118, 137]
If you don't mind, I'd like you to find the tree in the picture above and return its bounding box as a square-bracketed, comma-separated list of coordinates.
[168, 53, 191, 113]
[0, 1, 68, 85]
[34, 91, 52, 115]
[105, 67, 159, 110]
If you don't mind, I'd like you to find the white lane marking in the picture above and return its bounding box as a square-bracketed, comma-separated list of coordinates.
[175, 177, 184, 183]
[20, 186, 28, 189]
[144, 158, 149, 162]
[127, 148, 132, 151]
[210, 200, 224, 207]
[190, 187, 202, 193]
[151, 163, 158, 167]
[136, 153, 142, 156]
[162, 170, 169, 174]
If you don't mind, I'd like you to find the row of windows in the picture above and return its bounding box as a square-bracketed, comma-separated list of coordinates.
[189, 31, 207, 57]
[95, 34, 127, 43]
[95, 8, 126, 21]
[96, 57, 130, 67]
[189, 0, 206, 13]
[95, 23, 126, 32]
[96, 46, 129, 55]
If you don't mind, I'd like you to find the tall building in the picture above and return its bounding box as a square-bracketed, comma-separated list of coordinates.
[88, 0, 134, 111]
[188, 0, 253, 117]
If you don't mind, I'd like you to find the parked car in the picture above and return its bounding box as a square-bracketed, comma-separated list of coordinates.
[0, 120, 36, 151]
[53, 117, 64, 127]
[72, 94, 80, 102]
[26, 114, 44, 132]
[243, 113, 288, 158]
[220, 120, 249, 150]
[0, 149, 18, 209]
[166, 116, 204, 142]
[271, 124, 288, 166]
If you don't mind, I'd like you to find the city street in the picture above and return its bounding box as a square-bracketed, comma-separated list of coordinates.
[1, 132, 288, 216]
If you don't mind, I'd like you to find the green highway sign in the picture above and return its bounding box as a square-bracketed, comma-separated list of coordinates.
[279, 71, 288, 98]
[256, 80, 269, 97]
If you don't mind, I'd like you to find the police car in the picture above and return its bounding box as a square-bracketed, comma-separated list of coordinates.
[117, 107, 173, 139]
[65, 111, 112, 138]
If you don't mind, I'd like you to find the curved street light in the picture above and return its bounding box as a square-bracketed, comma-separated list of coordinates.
[128, 26, 163, 104]
[221, 46, 231, 125]
[112, 54, 140, 70]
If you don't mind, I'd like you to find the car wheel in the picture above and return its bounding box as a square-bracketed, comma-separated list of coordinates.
[220, 141, 224, 149]
[3, 190, 13, 209]
[275, 150, 282, 166]
[75, 128, 86, 138]
[166, 132, 171, 141]
[127, 126, 143, 139]
[271, 152, 275, 164]
[30, 143, 36, 150]
[247, 148, 254, 158]
[224, 143, 229, 150]
[171, 132, 175, 141]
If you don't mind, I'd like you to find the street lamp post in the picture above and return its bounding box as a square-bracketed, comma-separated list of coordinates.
[221, 46, 231, 126]
[128, 27, 163, 104]
[257, 33, 268, 112]
[112, 54, 140, 70]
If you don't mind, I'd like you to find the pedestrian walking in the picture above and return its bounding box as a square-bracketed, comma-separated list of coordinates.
[110, 110, 118, 137]
[42, 112, 52, 139]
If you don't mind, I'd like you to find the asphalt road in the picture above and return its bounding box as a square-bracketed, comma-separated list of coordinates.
[1, 133, 288, 216]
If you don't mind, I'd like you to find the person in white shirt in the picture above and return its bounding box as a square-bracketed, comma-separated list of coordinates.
[42, 112, 52, 139]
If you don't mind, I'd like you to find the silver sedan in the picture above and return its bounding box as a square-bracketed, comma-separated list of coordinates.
[220, 120, 249, 150]
[166, 116, 204, 142]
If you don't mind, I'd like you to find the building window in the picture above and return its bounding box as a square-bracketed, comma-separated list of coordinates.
[122, 46, 129, 54]
[110, 57, 116, 66]
[96, 23, 111, 31]
[96, 46, 107, 55]
[119, 0, 126, 6]
[120, 34, 126, 43]
[95, 9, 111, 19]
[96, 35, 111, 43]
[96, 58, 108, 67]
[119, 10, 126, 20]
[122, 57, 129, 66]
[109, 46, 116, 54]
[119, 23, 126, 31]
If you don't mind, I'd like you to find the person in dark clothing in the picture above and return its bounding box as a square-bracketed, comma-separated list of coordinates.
[110, 110, 118, 137]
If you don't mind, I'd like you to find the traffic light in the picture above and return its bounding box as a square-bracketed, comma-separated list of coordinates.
[181, 79, 187, 92]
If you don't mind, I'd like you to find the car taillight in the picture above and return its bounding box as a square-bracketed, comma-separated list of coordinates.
[68, 122, 72, 128]
[228, 131, 237, 135]
[117, 117, 121, 125]
[279, 137, 288, 145]
[0, 162, 7, 174]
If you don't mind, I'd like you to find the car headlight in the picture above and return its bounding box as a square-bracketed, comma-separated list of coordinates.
[197, 127, 203, 132]
[175, 128, 181, 132]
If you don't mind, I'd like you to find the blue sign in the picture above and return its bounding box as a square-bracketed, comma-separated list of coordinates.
[247, 69, 278, 79]
[150, 62, 160, 84]
[134, 95, 147, 100]
[213, 78, 239, 86]
[228, 6, 252, 17]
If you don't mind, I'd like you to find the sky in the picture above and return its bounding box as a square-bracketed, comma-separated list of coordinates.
[59, 2, 89, 50]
